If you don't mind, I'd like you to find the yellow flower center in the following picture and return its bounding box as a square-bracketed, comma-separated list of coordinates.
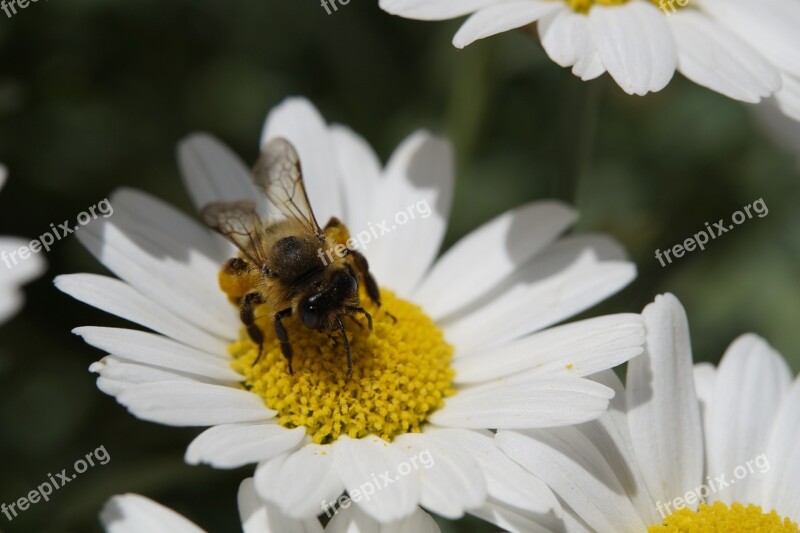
[229, 289, 455, 444]
[561, 0, 689, 14]
[649, 502, 799, 532]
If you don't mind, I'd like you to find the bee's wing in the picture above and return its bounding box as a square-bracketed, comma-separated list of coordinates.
[254, 137, 325, 239]
[201, 200, 271, 267]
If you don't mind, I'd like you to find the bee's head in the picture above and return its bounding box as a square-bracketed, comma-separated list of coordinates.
[299, 267, 358, 330]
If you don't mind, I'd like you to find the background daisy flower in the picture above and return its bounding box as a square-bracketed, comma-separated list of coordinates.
[379, 0, 800, 120]
[100, 478, 441, 532]
[56, 97, 644, 523]
[493, 293, 800, 531]
[0, 165, 46, 324]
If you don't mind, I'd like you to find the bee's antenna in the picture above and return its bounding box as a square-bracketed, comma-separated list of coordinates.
[336, 315, 353, 379]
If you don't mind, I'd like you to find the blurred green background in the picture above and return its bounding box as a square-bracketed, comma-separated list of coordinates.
[1, 1, 798, 532]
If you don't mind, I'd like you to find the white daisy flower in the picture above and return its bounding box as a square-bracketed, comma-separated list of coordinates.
[0, 165, 45, 324]
[379, 0, 800, 120]
[56, 96, 644, 523]
[494, 293, 800, 531]
[100, 478, 441, 532]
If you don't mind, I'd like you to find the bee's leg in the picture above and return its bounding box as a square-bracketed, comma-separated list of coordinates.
[346, 315, 365, 330]
[347, 306, 373, 330]
[241, 292, 265, 362]
[274, 308, 294, 374]
[346, 249, 381, 307]
[347, 254, 396, 323]
[335, 315, 353, 378]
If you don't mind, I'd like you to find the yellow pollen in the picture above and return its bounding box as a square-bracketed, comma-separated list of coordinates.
[649, 502, 799, 532]
[563, 0, 626, 14]
[229, 289, 455, 444]
[559, 0, 686, 14]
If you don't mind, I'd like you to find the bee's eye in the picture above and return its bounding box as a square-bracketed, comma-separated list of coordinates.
[301, 305, 320, 329]
[347, 273, 357, 293]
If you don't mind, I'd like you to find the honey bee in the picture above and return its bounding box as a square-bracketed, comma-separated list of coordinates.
[201, 137, 381, 378]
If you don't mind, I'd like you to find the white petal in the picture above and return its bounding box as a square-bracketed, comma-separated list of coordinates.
[379, 0, 499, 21]
[326, 504, 441, 533]
[361, 131, 454, 296]
[260, 98, 343, 225]
[186, 422, 306, 468]
[538, 7, 606, 81]
[100, 494, 205, 533]
[256, 444, 344, 520]
[496, 428, 646, 533]
[626, 293, 704, 510]
[55, 274, 229, 354]
[589, 2, 677, 95]
[431, 376, 613, 429]
[699, 0, 800, 79]
[765, 376, 800, 522]
[705, 334, 791, 504]
[90, 356, 214, 396]
[330, 125, 382, 234]
[117, 381, 275, 426]
[430, 428, 560, 515]
[468, 501, 567, 533]
[392, 432, 486, 518]
[238, 478, 324, 533]
[413, 201, 577, 321]
[453, 1, 561, 49]
[177, 133, 263, 214]
[671, 10, 780, 103]
[76, 327, 239, 381]
[76, 189, 238, 338]
[572, 48, 606, 81]
[453, 313, 644, 383]
[693, 361, 716, 425]
[333, 436, 420, 523]
[443, 238, 635, 349]
[106, 187, 227, 260]
[587, 370, 660, 525]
